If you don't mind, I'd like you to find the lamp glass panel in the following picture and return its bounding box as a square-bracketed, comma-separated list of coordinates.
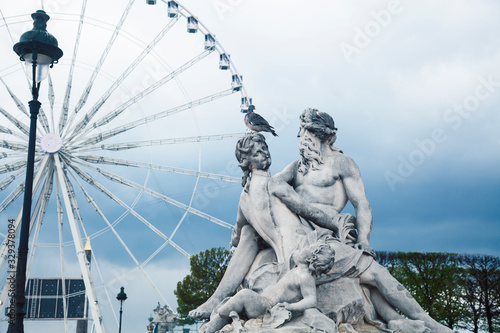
[23, 53, 52, 82]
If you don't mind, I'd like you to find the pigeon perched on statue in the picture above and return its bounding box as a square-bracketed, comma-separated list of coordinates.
[243, 105, 278, 136]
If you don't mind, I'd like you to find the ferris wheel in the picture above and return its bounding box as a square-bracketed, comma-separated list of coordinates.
[0, 0, 250, 332]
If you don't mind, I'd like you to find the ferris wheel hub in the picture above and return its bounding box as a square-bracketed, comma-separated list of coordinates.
[40, 133, 63, 153]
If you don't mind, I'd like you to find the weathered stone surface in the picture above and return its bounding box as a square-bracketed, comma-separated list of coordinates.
[339, 324, 359, 333]
[242, 317, 318, 332]
[209, 318, 434, 333]
[213, 321, 389, 333]
[388, 319, 428, 333]
[300, 308, 338, 333]
[317, 277, 366, 325]
[339, 323, 385, 333]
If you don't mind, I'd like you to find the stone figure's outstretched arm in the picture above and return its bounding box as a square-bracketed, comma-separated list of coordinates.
[271, 161, 297, 185]
[339, 155, 372, 250]
[270, 162, 339, 234]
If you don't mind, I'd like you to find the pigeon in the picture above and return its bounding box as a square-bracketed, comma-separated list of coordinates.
[243, 105, 278, 136]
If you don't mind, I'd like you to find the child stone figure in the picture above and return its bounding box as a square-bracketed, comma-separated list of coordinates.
[201, 242, 335, 333]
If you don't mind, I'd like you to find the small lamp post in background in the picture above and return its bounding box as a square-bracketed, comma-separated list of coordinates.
[12, 9, 63, 333]
[116, 286, 127, 333]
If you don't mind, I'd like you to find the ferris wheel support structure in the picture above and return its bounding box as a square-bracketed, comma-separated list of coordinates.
[54, 154, 106, 333]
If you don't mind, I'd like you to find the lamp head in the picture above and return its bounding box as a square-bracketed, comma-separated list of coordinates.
[116, 286, 128, 302]
[13, 10, 63, 82]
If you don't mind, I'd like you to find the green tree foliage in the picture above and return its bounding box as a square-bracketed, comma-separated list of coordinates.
[460, 266, 483, 333]
[174, 247, 232, 325]
[461, 254, 500, 333]
[377, 252, 466, 328]
[376, 251, 500, 331]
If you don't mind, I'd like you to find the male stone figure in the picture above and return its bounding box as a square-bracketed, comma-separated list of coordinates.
[270, 107, 372, 254]
[191, 109, 454, 332]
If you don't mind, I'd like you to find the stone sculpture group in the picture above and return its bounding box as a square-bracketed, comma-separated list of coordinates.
[189, 108, 455, 333]
[153, 303, 177, 333]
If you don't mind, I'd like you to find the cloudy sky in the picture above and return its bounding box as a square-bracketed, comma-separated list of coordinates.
[0, 0, 499, 332]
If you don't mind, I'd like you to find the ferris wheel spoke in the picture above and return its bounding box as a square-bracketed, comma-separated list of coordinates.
[0, 151, 24, 161]
[69, 171, 171, 307]
[69, 156, 145, 243]
[58, 0, 88, 134]
[59, 163, 87, 230]
[0, 141, 28, 151]
[0, 9, 17, 45]
[73, 0, 136, 115]
[100, 267, 139, 291]
[71, 50, 214, 142]
[53, 154, 106, 333]
[141, 241, 170, 268]
[29, 162, 55, 234]
[27, 168, 55, 280]
[0, 159, 28, 174]
[67, 16, 181, 139]
[0, 124, 28, 141]
[0, 185, 23, 213]
[37, 106, 51, 135]
[0, 77, 29, 117]
[2, 157, 45, 176]
[87, 251, 120, 327]
[74, 88, 234, 147]
[0, 106, 30, 137]
[54, 175, 72, 330]
[64, 160, 191, 257]
[74, 158, 234, 230]
[0, 155, 49, 213]
[0, 170, 24, 191]
[75, 153, 239, 183]
[78, 132, 246, 152]
[47, 74, 56, 132]
[0, 155, 49, 227]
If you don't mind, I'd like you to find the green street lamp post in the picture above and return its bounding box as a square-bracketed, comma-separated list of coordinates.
[11, 10, 63, 333]
[116, 286, 127, 333]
